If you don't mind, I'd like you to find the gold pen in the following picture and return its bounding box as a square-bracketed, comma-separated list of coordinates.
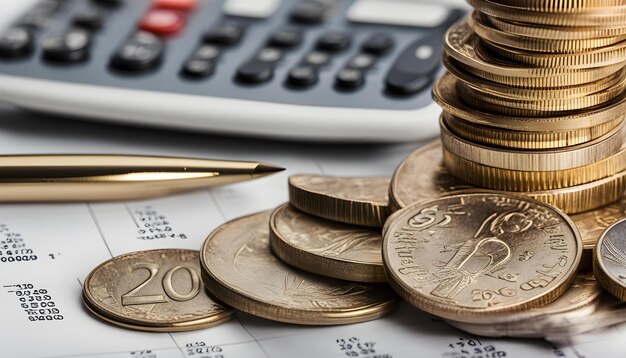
[0, 155, 284, 202]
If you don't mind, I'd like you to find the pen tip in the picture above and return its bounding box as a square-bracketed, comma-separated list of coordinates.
[254, 162, 286, 175]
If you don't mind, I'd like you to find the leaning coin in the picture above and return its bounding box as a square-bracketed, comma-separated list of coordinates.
[383, 193, 582, 322]
[200, 211, 398, 325]
[270, 204, 386, 283]
[83, 249, 235, 332]
[571, 197, 626, 270]
[289, 175, 390, 227]
[594, 218, 626, 301]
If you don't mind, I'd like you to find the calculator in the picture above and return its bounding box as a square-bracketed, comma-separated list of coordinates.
[0, 0, 465, 142]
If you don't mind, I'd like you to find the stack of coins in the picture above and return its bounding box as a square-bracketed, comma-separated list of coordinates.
[432, 1, 626, 215]
[199, 174, 399, 325]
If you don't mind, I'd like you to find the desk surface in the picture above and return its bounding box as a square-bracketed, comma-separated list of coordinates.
[0, 2, 625, 358]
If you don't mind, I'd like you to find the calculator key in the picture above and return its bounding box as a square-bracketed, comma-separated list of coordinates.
[182, 59, 215, 78]
[290, 1, 328, 24]
[111, 32, 163, 71]
[74, 6, 109, 30]
[362, 33, 394, 55]
[139, 9, 185, 36]
[153, 0, 197, 11]
[223, 0, 280, 18]
[287, 66, 318, 87]
[204, 22, 245, 45]
[0, 27, 34, 58]
[335, 68, 364, 89]
[347, 0, 449, 28]
[42, 28, 91, 62]
[256, 47, 283, 63]
[316, 32, 351, 52]
[385, 36, 440, 95]
[303, 50, 330, 67]
[192, 44, 221, 61]
[236, 60, 274, 84]
[268, 28, 302, 48]
[346, 53, 376, 70]
[93, 0, 125, 7]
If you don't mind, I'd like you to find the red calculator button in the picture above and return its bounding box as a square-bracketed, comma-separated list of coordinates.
[152, 0, 197, 11]
[139, 9, 185, 36]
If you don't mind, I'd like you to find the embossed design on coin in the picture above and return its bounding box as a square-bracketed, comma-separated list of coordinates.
[289, 175, 390, 227]
[200, 211, 397, 325]
[594, 218, 626, 301]
[383, 193, 581, 322]
[270, 204, 385, 283]
[83, 249, 234, 332]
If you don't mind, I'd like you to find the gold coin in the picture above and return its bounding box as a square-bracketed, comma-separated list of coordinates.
[442, 136, 626, 191]
[435, 69, 626, 129]
[489, 15, 626, 40]
[444, 54, 626, 101]
[594, 218, 626, 301]
[468, 0, 626, 26]
[456, 76, 626, 116]
[391, 141, 626, 214]
[469, 11, 626, 53]
[83, 249, 234, 332]
[488, 0, 626, 12]
[288, 175, 390, 228]
[389, 141, 475, 212]
[383, 193, 582, 322]
[482, 39, 626, 70]
[440, 115, 626, 172]
[442, 111, 624, 150]
[269, 204, 385, 283]
[447, 272, 600, 329]
[444, 21, 626, 87]
[200, 211, 398, 325]
[572, 196, 626, 270]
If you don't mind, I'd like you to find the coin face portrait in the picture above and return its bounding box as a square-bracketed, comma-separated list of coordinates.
[383, 193, 582, 322]
[200, 211, 397, 325]
[83, 249, 234, 331]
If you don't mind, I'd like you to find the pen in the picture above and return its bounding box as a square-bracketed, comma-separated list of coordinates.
[0, 155, 285, 202]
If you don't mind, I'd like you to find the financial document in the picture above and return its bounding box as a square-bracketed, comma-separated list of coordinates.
[0, 104, 624, 358]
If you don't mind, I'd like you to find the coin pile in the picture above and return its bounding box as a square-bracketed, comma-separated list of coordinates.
[432, 1, 626, 215]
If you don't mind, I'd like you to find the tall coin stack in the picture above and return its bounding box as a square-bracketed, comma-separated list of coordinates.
[432, 1, 626, 215]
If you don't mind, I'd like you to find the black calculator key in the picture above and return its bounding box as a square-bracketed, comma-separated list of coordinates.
[385, 36, 440, 95]
[362, 33, 394, 55]
[0, 27, 34, 58]
[335, 68, 364, 89]
[74, 6, 108, 30]
[111, 32, 163, 71]
[287, 66, 318, 87]
[255, 47, 283, 63]
[290, 1, 328, 24]
[268, 28, 302, 48]
[316, 32, 351, 52]
[93, 0, 124, 7]
[303, 50, 330, 67]
[236, 60, 274, 84]
[192, 44, 221, 61]
[42, 28, 91, 62]
[346, 53, 376, 70]
[203, 22, 245, 45]
[183, 59, 215, 78]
